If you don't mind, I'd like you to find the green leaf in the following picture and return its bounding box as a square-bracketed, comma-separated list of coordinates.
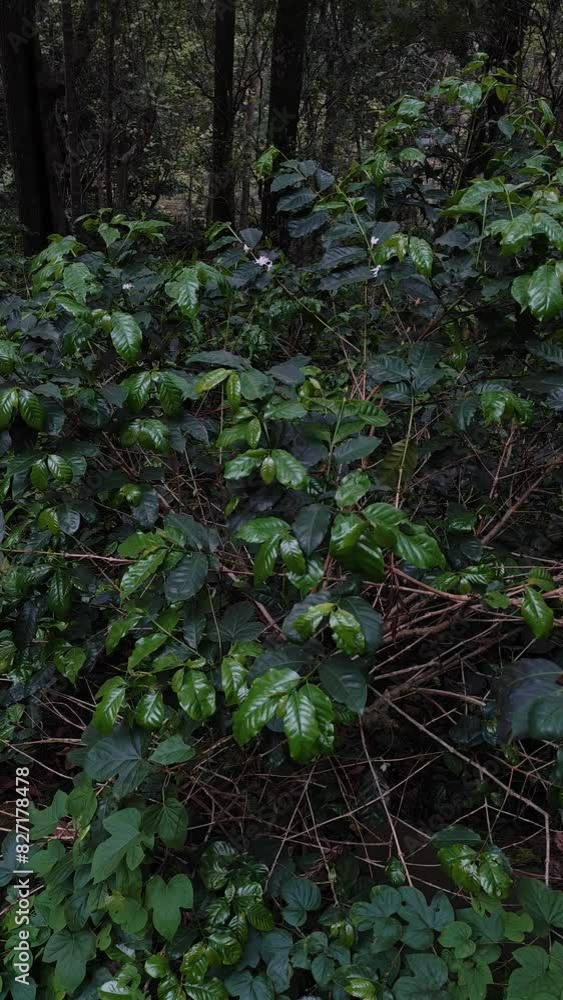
[293, 504, 332, 555]
[233, 668, 300, 745]
[91, 808, 143, 883]
[135, 689, 165, 729]
[18, 389, 45, 430]
[330, 607, 365, 655]
[84, 725, 149, 795]
[271, 449, 308, 488]
[121, 549, 166, 597]
[196, 367, 231, 393]
[280, 876, 321, 927]
[283, 687, 321, 762]
[43, 929, 96, 993]
[158, 371, 185, 415]
[458, 80, 482, 107]
[339, 596, 382, 653]
[527, 263, 563, 322]
[221, 655, 248, 706]
[146, 873, 193, 939]
[528, 692, 563, 739]
[277, 538, 305, 578]
[521, 587, 554, 638]
[393, 528, 445, 569]
[501, 213, 534, 254]
[335, 470, 371, 508]
[178, 670, 216, 720]
[518, 877, 563, 934]
[46, 454, 74, 483]
[512, 273, 531, 310]
[93, 677, 128, 734]
[224, 971, 273, 1000]
[106, 612, 142, 653]
[164, 553, 209, 602]
[145, 796, 189, 849]
[150, 735, 195, 765]
[67, 779, 97, 827]
[236, 517, 290, 544]
[224, 452, 262, 479]
[254, 538, 279, 585]
[166, 266, 199, 311]
[48, 569, 72, 618]
[110, 312, 143, 362]
[409, 237, 433, 276]
[319, 655, 367, 713]
[128, 631, 167, 670]
[0, 387, 17, 429]
[333, 436, 379, 464]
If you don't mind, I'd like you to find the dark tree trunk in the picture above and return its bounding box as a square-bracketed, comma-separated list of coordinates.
[62, 0, 83, 224]
[261, 0, 310, 233]
[0, 0, 56, 254]
[210, 0, 236, 223]
[103, 0, 119, 207]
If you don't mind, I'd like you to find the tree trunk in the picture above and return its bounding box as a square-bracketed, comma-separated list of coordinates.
[210, 0, 236, 223]
[0, 0, 56, 254]
[103, 0, 118, 207]
[239, 71, 259, 227]
[261, 0, 310, 233]
[62, 0, 83, 224]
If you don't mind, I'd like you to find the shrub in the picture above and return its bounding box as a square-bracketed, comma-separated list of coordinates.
[1, 58, 563, 999]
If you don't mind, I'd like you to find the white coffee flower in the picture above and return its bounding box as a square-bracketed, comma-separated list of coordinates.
[255, 254, 273, 270]
[122, 282, 133, 291]
[370, 235, 380, 246]
[371, 265, 382, 278]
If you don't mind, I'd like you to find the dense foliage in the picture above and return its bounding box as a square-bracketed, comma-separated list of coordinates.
[2, 60, 563, 998]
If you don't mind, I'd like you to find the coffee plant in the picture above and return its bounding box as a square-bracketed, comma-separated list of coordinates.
[2, 57, 563, 999]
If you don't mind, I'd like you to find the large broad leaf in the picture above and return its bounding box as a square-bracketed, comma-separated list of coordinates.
[150, 735, 195, 766]
[319, 655, 367, 713]
[19, 389, 45, 430]
[280, 876, 321, 927]
[164, 553, 209, 602]
[339, 596, 382, 653]
[146, 873, 193, 939]
[43, 929, 96, 993]
[495, 658, 562, 742]
[232, 668, 300, 745]
[283, 686, 333, 761]
[271, 449, 307, 488]
[110, 312, 143, 362]
[236, 517, 290, 544]
[409, 237, 433, 277]
[518, 878, 563, 935]
[91, 808, 143, 883]
[293, 504, 332, 556]
[177, 670, 216, 720]
[92, 677, 127, 733]
[527, 263, 563, 322]
[335, 470, 371, 508]
[330, 607, 365, 655]
[521, 587, 554, 639]
[393, 529, 445, 569]
[83, 725, 149, 796]
[144, 796, 189, 849]
[528, 692, 563, 739]
[121, 549, 166, 597]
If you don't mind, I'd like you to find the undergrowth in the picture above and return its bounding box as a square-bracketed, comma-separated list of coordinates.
[2, 55, 563, 999]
